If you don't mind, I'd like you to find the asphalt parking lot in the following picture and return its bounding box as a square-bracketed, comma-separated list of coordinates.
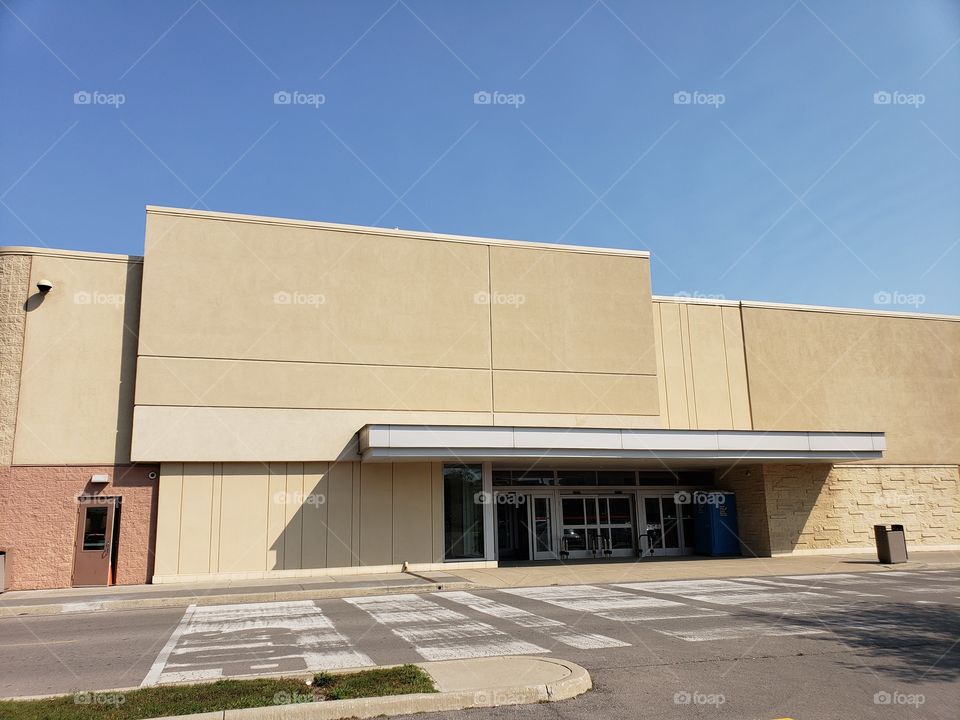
[1, 568, 957, 719]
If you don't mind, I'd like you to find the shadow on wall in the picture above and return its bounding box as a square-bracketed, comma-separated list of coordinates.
[765, 464, 832, 554]
[115, 263, 142, 465]
[264, 466, 358, 573]
[23, 290, 45, 312]
[758, 601, 960, 682]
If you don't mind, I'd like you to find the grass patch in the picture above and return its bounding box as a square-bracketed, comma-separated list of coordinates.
[313, 665, 436, 701]
[0, 666, 436, 720]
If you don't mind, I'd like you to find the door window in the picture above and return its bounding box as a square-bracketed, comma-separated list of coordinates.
[533, 497, 553, 554]
[82, 507, 108, 551]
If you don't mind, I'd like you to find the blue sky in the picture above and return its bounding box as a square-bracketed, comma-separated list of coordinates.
[1, 1, 958, 313]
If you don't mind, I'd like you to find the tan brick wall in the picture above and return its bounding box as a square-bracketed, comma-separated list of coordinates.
[763, 464, 960, 554]
[0, 464, 159, 590]
[0, 254, 31, 466]
[715, 464, 770, 556]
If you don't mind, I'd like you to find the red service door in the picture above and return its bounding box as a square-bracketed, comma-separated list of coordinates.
[72, 497, 117, 586]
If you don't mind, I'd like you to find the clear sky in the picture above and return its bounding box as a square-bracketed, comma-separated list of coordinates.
[2, 1, 958, 313]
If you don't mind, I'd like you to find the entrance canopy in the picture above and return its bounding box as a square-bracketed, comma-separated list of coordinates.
[359, 425, 885, 466]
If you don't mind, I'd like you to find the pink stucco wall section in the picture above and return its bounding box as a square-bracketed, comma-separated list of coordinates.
[0, 464, 158, 590]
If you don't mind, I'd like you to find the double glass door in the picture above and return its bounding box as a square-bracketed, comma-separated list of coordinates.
[559, 495, 635, 559]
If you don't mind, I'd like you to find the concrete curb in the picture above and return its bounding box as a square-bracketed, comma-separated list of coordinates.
[2, 658, 590, 719]
[0, 582, 476, 618]
[149, 658, 590, 720]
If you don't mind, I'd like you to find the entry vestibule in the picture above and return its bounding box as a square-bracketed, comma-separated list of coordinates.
[490, 469, 713, 562]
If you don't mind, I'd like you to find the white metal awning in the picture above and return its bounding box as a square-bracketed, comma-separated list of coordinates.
[358, 425, 885, 465]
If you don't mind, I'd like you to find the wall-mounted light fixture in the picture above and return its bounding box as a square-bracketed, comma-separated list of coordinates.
[36, 279, 54, 293]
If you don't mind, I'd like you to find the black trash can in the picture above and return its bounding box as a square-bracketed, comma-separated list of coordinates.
[874, 524, 908, 564]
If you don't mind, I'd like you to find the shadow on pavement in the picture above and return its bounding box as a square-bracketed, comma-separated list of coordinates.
[762, 602, 960, 682]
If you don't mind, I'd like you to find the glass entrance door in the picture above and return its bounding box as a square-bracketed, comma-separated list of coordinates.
[641, 495, 692, 556]
[559, 495, 635, 559]
[530, 495, 557, 560]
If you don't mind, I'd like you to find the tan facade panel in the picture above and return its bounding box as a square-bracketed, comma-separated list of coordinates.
[489, 246, 657, 375]
[139, 212, 492, 369]
[493, 370, 659, 415]
[392, 463, 436, 564]
[492, 412, 662, 429]
[721, 306, 753, 429]
[300, 462, 330, 569]
[13, 254, 141, 464]
[151, 460, 443, 581]
[131, 406, 496, 462]
[652, 300, 752, 430]
[742, 306, 960, 464]
[153, 463, 183, 577]
[359, 463, 393, 566]
[135, 356, 492, 412]
[218, 463, 271, 573]
[325, 462, 355, 569]
[655, 302, 691, 427]
[178, 463, 214, 575]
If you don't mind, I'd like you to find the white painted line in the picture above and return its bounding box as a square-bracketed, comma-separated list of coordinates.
[503, 585, 726, 621]
[346, 594, 547, 661]
[781, 573, 888, 584]
[440, 592, 629, 650]
[653, 624, 826, 642]
[61, 601, 105, 613]
[250, 663, 280, 669]
[615, 582, 830, 606]
[618, 579, 759, 594]
[141, 605, 197, 687]
[155, 668, 223, 683]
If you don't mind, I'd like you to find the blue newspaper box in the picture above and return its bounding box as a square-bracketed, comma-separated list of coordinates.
[692, 492, 740, 556]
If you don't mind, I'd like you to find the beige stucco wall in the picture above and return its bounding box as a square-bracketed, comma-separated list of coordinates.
[132, 208, 659, 462]
[152, 460, 444, 580]
[742, 305, 960, 465]
[652, 299, 752, 430]
[1, 248, 142, 465]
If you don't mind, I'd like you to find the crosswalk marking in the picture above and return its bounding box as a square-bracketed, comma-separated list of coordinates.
[653, 623, 826, 642]
[780, 573, 889, 584]
[620, 579, 761, 594]
[615, 582, 830, 606]
[142, 601, 372, 686]
[345, 594, 547, 661]
[440, 591, 629, 649]
[503, 585, 727, 621]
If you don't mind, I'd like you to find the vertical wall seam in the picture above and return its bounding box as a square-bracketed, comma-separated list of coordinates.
[175, 465, 184, 575]
[719, 306, 735, 428]
[739, 302, 756, 430]
[656, 304, 671, 428]
[680, 304, 698, 428]
[487, 245, 495, 422]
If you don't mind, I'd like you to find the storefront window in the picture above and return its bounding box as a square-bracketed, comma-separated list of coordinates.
[443, 464, 485, 560]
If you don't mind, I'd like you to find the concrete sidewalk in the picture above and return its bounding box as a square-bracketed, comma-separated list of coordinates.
[0, 570, 473, 618]
[455, 549, 960, 587]
[2, 550, 958, 618]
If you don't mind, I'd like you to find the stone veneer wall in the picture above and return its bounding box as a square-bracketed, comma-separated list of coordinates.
[765, 464, 960, 553]
[0, 465, 159, 590]
[715, 464, 770, 556]
[0, 253, 30, 465]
